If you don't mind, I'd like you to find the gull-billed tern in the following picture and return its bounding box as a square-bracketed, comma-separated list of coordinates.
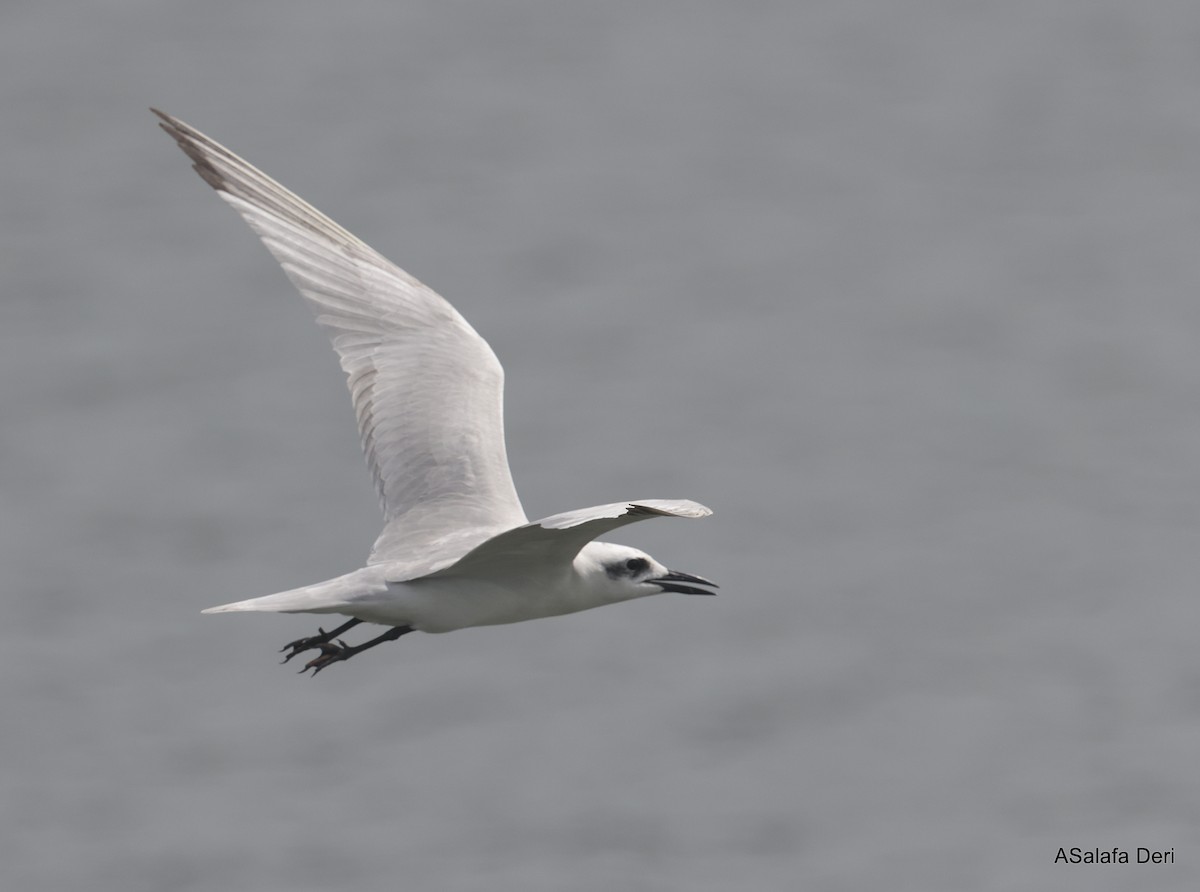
[154, 109, 715, 675]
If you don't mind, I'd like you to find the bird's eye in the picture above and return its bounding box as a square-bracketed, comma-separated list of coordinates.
[625, 557, 648, 574]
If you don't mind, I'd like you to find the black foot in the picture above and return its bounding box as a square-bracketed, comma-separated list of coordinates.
[296, 625, 414, 677]
[300, 640, 355, 675]
[280, 618, 363, 664]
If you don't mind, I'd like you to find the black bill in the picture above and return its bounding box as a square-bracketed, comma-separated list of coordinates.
[653, 570, 719, 596]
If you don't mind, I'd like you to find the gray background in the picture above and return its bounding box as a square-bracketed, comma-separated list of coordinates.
[3, 2, 1199, 890]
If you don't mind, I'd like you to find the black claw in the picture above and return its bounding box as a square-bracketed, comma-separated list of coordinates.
[282, 631, 312, 654]
[280, 642, 315, 665]
[301, 645, 343, 676]
[280, 626, 330, 654]
[279, 619, 364, 664]
[283, 623, 414, 677]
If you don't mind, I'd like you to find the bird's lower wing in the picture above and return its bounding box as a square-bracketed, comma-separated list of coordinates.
[420, 499, 712, 580]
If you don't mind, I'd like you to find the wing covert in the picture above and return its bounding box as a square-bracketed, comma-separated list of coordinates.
[424, 499, 712, 580]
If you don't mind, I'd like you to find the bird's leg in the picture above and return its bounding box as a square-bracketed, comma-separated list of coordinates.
[280, 618, 363, 664]
[301, 625, 414, 676]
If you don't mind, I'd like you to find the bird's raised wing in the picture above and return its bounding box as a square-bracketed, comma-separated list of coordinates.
[154, 110, 527, 561]
[423, 499, 712, 580]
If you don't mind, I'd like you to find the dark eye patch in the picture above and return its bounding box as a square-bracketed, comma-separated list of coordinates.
[606, 556, 650, 579]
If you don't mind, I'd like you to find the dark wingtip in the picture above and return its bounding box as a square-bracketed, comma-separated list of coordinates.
[151, 108, 232, 195]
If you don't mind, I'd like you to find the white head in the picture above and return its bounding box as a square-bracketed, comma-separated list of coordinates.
[576, 541, 718, 605]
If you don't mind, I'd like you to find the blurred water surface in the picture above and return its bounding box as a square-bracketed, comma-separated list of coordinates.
[4, 2, 1200, 890]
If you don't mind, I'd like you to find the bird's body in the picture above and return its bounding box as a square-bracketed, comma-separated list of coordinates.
[154, 109, 715, 673]
[205, 533, 696, 634]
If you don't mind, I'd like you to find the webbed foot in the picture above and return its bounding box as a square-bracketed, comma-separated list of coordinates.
[279, 618, 363, 664]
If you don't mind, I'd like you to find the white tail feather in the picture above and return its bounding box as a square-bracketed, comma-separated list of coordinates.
[201, 567, 389, 615]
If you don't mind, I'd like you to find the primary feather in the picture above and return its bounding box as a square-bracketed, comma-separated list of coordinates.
[153, 109, 527, 568]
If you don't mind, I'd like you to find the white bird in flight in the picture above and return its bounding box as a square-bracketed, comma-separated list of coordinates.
[153, 109, 716, 675]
